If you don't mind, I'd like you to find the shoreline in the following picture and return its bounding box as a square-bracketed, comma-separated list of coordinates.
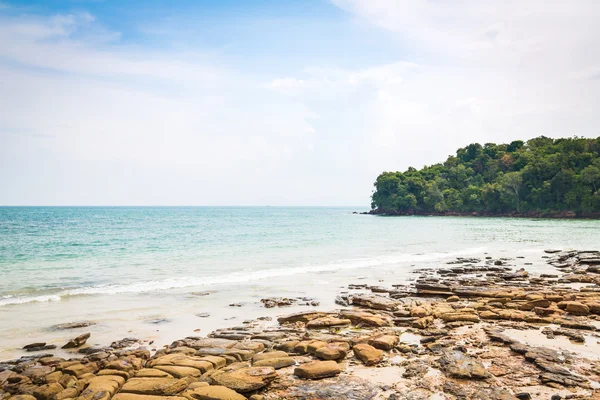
[365, 209, 600, 219]
[2, 250, 600, 399]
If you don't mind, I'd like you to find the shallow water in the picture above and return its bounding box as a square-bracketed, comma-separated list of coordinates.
[1, 207, 599, 360]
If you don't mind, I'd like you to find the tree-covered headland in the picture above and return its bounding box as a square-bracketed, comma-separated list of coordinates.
[371, 136, 600, 217]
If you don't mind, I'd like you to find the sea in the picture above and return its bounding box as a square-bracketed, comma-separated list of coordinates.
[1, 206, 599, 360]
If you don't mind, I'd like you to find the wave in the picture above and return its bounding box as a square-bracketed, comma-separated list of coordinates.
[0, 294, 62, 306]
[0, 247, 486, 306]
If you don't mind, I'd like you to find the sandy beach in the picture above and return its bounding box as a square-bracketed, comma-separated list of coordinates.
[3, 249, 600, 400]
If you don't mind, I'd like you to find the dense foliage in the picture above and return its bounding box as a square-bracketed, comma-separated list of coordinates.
[371, 136, 600, 216]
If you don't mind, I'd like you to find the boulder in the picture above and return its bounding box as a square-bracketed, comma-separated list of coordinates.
[368, 335, 399, 351]
[558, 301, 590, 316]
[32, 383, 63, 400]
[314, 343, 349, 361]
[353, 344, 383, 366]
[294, 361, 341, 380]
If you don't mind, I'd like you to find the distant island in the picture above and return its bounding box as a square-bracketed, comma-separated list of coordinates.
[370, 136, 600, 218]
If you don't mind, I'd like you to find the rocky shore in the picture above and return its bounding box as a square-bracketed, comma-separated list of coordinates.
[2, 250, 600, 399]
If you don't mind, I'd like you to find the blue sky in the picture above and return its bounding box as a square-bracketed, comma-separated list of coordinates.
[1, 0, 599, 205]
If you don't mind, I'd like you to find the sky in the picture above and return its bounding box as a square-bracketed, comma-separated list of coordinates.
[1, 0, 599, 206]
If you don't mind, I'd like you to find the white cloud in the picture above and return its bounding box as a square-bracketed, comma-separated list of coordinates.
[2, 2, 600, 206]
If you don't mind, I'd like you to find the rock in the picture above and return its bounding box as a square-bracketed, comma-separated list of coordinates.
[196, 313, 210, 318]
[305, 317, 351, 329]
[32, 383, 64, 400]
[411, 316, 433, 329]
[440, 312, 480, 323]
[63, 362, 99, 378]
[51, 321, 96, 330]
[446, 296, 460, 302]
[438, 351, 490, 379]
[338, 310, 392, 327]
[120, 378, 189, 396]
[114, 395, 186, 400]
[24, 344, 57, 352]
[277, 312, 329, 325]
[252, 357, 295, 369]
[22, 343, 47, 350]
[314, 343, 349, 361]
[353, 344, 383, 366]
[148, 354, 214, 373]
[61, 332, 91, 349]
[211, 367, 277, 393]
[558, 301, 590, 315]
[294, 361, 341, 380]
[135, 369, 174, 378]
[79, 375, 126, 400]
[368, 335, 398, 351]
[251, 351, 289, 363]
[152, 366, 202, 378]
[349, 294, 398, 311]
[515, 393, 532, 400]
[181, 385, 246, 400]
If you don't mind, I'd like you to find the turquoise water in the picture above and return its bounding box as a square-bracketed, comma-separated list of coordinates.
[1, 207, 599, 360]
[1, 206, 600, 305]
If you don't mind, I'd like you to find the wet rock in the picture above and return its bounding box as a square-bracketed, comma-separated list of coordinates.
[294, 361, 341, 380]
[352, 344, 383, 366]
[196, 313, 210, 318]
[51, 321, 96, 330]
[62, 332, 91, 349]
[24, 344, 57, 353]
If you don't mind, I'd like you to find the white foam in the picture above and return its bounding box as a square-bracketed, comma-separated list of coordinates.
[0, 294, 61, 306]
[1, 247, 487, 305]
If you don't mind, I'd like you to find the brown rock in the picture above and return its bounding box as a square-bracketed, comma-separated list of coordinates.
[294, 361, 341, 380]
[411, 316, 433, 329]
[368, 335, 399, 351]
[353, 344, 383, 366]
[252, 357, 295, 369]
[314, 343, 349, 361]
[211, 367, 277, 393]
[306, 317, 351, 329]
[61, 333, 91, 349]
[181, 385, 247, 400]
[147, 354, 214, 374]
[63, 363, 99, 378]
[135, 369, 173, 378]
[251, 351, 288, 363]
[151, 366, 202, 379]
[78, 375, 126, 400]
[558, 301, 590, 316]
[120, 378, 189, 396]
[33, 383, 64, 400]
[114, 394, 187, 400]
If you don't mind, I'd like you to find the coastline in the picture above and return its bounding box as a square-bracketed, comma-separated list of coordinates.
[366, 208, 600, 219]
[2, 250, 600, 399]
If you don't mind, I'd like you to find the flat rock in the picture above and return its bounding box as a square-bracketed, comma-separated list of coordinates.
[294, 361, 341, 380]
[181, 385, 246, 400]
[120, 378, 189, 396]
[349, 294, 399, 311]
[353, 344, 383, 366]
[211, 367, 277, 393]
[438, 351, 490, 379]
